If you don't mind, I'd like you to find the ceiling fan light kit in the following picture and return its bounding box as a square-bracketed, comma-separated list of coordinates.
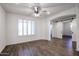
[33, 6, 40, 17]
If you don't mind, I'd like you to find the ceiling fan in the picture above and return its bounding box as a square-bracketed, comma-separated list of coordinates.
[28, 3, 50, 17]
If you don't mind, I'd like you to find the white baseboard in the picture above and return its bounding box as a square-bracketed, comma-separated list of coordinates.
[0, 45, 6, 53]
[6, 39, 48, 46]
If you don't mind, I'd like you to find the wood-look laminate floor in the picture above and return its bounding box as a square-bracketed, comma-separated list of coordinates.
[1, 38, 78, 56]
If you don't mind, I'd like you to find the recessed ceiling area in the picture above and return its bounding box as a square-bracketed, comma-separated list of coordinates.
[0, 3, 76, 18]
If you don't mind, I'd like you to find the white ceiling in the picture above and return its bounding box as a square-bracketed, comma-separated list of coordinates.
[0, 3, 76, 18]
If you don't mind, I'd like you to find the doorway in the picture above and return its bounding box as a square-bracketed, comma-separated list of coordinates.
[62, 18, 77, 49]
[51, 14, 76, 49]
[62, 20, 73, 48]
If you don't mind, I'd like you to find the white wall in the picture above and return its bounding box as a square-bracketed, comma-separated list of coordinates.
[71, 19, 77, 41]
[6, 13, 49, 45]
[0, 6, 6, 52]
[75, 6, 79, 51]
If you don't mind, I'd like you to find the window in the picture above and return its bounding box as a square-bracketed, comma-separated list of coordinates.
[18, 19, 35, 36]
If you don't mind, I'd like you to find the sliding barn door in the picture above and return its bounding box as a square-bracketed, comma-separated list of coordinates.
[55, 22, 63, 39]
